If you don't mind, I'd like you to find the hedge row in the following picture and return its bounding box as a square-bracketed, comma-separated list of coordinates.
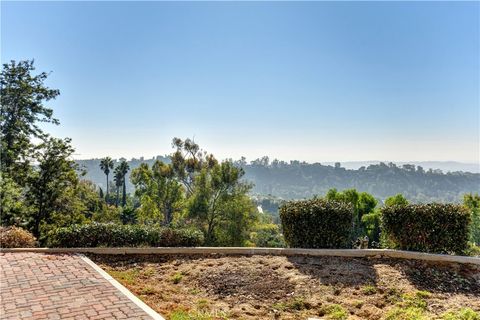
[280, 200, 471, 254]
[46, 223, 204, 248]
[382, 203, 470, 254]
[280, 198, 354, 249]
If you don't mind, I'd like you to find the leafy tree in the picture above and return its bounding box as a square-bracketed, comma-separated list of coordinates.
[120, 206, 137, 225]
[215, 192, 258, 246]
[113, 166, 122, 207]
[464, 193, 480, 244]
[358, 192, 377, 219]
[385, 194, 409, 207]
[25, 137, 78, 237]
[249, 212, 285, 247]
[0, 60, 60, 182]
[188, 160, 255, 245]
[131, 161, 183, 225]
[118, 160, 130, 207]
[99, 157, 114, 200]
[361, 209, 382, 245]
[41, 180, 102, 235]
[171, 137, 217, 196]
[0, 172, 30, 227]
[325, 188, 378, 241]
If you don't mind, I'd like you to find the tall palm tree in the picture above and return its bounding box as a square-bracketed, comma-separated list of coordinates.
[113, 166, 123, 207]
[99, 157, 114, 200]
[115, 160, 130, 207]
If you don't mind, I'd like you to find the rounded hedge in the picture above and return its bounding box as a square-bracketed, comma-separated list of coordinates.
[45, 223, 204, 248]
[382, 203, 471, 254]
[280, 198, 354, 248]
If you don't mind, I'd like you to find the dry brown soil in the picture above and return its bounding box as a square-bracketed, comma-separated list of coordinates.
[90, 254, 480, 320]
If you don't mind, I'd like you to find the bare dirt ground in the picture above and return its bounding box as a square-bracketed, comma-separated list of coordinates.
[90, 254, 480, 319]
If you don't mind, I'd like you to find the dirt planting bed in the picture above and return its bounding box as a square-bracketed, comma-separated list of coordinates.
[89, 254, 480, 319]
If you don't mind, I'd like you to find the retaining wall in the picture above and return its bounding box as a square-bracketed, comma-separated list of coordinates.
[1, 247, 479, 265]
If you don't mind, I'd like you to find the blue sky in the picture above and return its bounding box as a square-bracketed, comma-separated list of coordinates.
[2, 1, 479, 163]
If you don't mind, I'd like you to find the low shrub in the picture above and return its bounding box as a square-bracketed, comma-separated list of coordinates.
[45, 223, 204, 247]
[320, 304, 348, 320]
[382, 203, 471, 254]
[280, 198, 353, 248]
[442, 308, 480, 320]
[385, 306, 426, 320]
[0, 226, 37, 248]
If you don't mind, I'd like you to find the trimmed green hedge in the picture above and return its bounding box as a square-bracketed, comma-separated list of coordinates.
[280, 199, 354, 248]
[46, 223, 204, 247]
[382, 203, 471, 254]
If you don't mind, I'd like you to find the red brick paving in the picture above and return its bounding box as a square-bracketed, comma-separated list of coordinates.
[0, 253, 154, 319]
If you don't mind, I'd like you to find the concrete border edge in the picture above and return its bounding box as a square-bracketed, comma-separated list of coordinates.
[1, 247, 479, 265]
[78, 254, 165, 320]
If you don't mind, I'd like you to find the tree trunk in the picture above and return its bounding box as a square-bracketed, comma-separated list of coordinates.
[122, 180, 126, 207]
[106, 173, 109, 200]
[116, 187, 119, 207]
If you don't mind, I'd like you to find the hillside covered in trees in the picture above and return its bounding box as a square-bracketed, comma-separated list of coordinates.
[77, 157, 480, 203]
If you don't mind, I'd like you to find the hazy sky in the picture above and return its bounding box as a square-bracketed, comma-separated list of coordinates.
[2, 1, 479, 163]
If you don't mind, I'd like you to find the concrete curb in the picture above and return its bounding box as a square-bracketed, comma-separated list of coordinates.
[78, 254, 165, 320]
[1, 247, 479, 265]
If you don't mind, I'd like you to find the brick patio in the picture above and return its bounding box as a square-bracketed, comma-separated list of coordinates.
[0, 252, 156, 319]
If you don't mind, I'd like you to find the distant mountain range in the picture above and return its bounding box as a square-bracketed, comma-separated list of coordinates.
[76, 157, 480, 203]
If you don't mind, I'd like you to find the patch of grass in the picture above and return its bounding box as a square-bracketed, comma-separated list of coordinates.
[414, 290, 432, 299]
[273, 297, 310, 312]
[384, 288, 403, 304]
[170, 309, 229, 320]
[384, 290, 432, 320]
[171, 272, 184, 284]
[385, 306, 426, 320]
[108, 269, 139, 285]
[141, 266, 156, 277]
[362, 284, 377, 295]
[320, 304, 348, 320]
[197, 299, 210, 310]
[189, 288, 202, 295]
[352, 300, 364, 308]
[442, 308, 480, 320]
[401, 291, 431, 310]
[139, 286, 158, 295]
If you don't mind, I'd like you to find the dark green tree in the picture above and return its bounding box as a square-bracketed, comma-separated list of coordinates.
[113, 160, 129, 207]
[464, 193, 480, 244]
[26, 137, 78, 237]
[113, 166, 123, 207]
[0, 172, 30, 226]
[99, 157, 114, 200]
[0, 60, 60, 183]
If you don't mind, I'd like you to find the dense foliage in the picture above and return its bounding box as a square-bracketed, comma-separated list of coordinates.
[280, 199, 353, 248]
[382, 203, 471, 254]
[244, 161, 479, 203]
[79, 158, 479, 203]
[45, 223, 204, 247]
[464, 193, 480, 245]
[131, 161, 183, 226]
